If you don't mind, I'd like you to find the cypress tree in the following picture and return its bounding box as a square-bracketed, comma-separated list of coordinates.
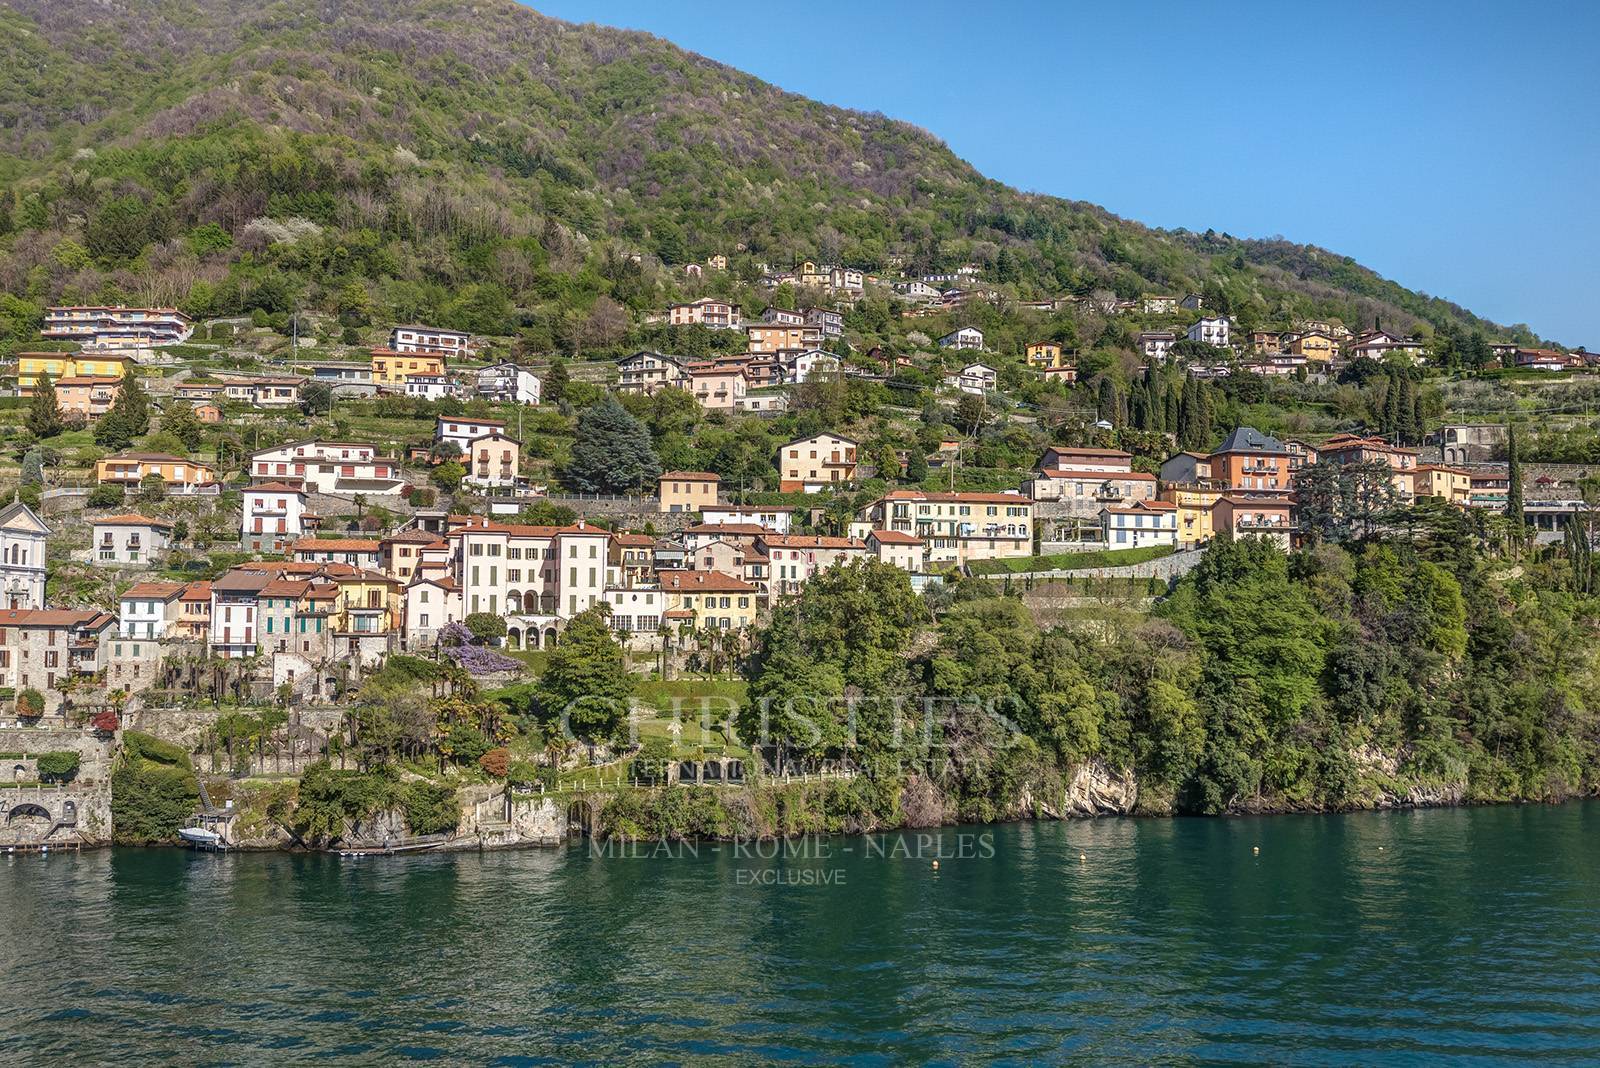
[1506, 424, 1525, 536]
[26, 373, 63, 439]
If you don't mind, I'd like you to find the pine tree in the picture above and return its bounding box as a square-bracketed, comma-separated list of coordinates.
[96, 372, 150, 450]
[1395, 377, 1416, 442]
[564, 394, 661, 494]
[1381, 374, 1402, 437]
[26, 373, 63, 439]
[1097, 378, 1119, 427]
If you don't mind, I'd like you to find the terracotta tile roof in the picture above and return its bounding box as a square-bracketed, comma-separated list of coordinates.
[657, 570, 757, 593]
[868, 530, 925, 545]
[759, 534, 868, 550]
[94, 512, 172, 528]
[877, 490, 1030, 504]
[291, 538, 383, 553]
[121, 581, 185, 599]
[660, 471, 720, 480]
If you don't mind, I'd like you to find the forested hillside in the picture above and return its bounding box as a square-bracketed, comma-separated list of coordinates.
[0, 0, 1537, 351]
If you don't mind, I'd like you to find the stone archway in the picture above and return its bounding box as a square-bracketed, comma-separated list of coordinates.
[7, 802, 51, 822]
[506, 626, 523, 650]
[544, 627, 558, 648]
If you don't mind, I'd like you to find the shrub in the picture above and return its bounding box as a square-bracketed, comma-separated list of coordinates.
[121, 729, 192, 768]
[35, 751, 80, 781]
[630, 735, 674, 784]
[402, 781, 459, 836]
[478, 747, 510, 778]
[87, 484, 124, 508]
[17, 689, 44, 716]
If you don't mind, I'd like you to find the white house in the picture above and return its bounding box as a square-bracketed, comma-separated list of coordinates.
[118, 581, 185, 639]
[461, 430, 522, 489]
[436, 415, 509, 455]
[789, 349, 841, 383]
[0, 499, 49, 610]
[1187, 316, 1231, 349]
[403, 570, 461, 650]
[91, 513, 173, 565]
[1138, 331, 1177, 362]
[1100, 500, 1179, 548]
[938, 327, 985, 351]
[242, 482, 310, 554]
[475, 362, 542, 405]
[390, 324, 470, 357]
[945, 362, 998, 396]
[701, 504, 794, 534]
[403, 374, 453, 401]
[249, 440, 406, 495]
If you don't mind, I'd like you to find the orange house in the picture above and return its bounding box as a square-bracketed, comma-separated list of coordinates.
[96, 452, 218, 488]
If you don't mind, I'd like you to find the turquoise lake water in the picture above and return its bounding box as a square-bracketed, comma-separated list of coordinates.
[4, 803, 1600, 1064]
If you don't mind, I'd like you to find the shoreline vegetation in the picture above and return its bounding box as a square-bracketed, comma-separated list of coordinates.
[101, 515, 1600, 853]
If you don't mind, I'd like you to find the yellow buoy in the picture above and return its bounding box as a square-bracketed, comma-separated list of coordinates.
[1252, 846, 1260, 855]
[1079, 852, 1087, 863]
[931, 860, 939, 870]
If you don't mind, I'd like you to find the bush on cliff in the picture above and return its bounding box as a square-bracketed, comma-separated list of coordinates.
[111, 731, 198, 844]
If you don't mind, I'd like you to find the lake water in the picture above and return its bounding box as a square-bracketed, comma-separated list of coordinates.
[5, 803, 1600, 1064]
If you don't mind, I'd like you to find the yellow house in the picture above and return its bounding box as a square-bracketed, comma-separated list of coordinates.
[96, 452, 218, 487]
[658, 570, 759, 631]
[1025, 341, 1069, 369]
[1158, 484, 1222, 548]
[1286, 331, 1337, 364]
[1413, 465, 1473, 506]
[332, 571, 404, 634]
[17, 352, 133, 394]
[370, 348, 446, 386]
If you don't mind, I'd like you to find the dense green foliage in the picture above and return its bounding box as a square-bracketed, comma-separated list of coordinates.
[0, 0, 1535, 367]
[110, 730, 198, 844]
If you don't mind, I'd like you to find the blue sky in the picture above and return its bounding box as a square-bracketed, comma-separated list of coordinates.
[529, 1, 1599, 345]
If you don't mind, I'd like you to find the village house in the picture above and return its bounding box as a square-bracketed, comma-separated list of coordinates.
[778, 432, 859, 492]
[1286, 330, 1337, 364]
[242, 482, 311, 554]
[1101, 500, 1179, 549]
[1208, 427, 1292, 493]
[1346, 330, 1424, 363]
[95, 452, 218, 491]
[659, 471, 721, 514]
[475, 362, 542, 405]
[609, 533, 659, 588]
[91, 513, 172, 565]
[938, 327, 985, 351]
[1513, 347, 1573, 372]
[1040, 365, 1079, 386]
[1158, 451, 1213, 486]
[601, 584, 664, 646]
[804, 307, 844, 343]
[461, 429, 522, 489]
[1187, 315, 1231, 349]
[1138, 331, 1177, 362]
[1213, 496, 1296, 548]
[657, 570, 759, 632]
[389, 324, 470, 357]
[686, 362, 749, 411]
[789, 350, 841, 383]
[291, 538, 383, 570]
[173, 380, 225, 403]
[1026, 342, 1069, 369]
[449, 517, 612, 623]
[403, 374, 453, 401]
[0, 608, 115, 709]
[945, 362, 998, 395]
[194, 402, 222, 424]
[701, 504, 793, 533]
[402, 570, 462, 650]
[54, 377, 121, 421]
[209, 570, 273, 658]
[250, 440, 405, 495]
[758, 534, 870, 596]
[42, 305, 193, 348]
[616, 350, 687, 395]
[1284, 439, 1321, 475]
[1315, 433, 1418, 499]
[1158, 484, 1222, 548]
[370, 348, 447, 387]
[118, 582, 185, 640]
[669, 298, 743, 330]
[16, 352, 133, 396]
[683, 523, 772, 554]
[1247, 330, 1282, 354]
[859, 490, 1034, 565]
[381, 530, 450, 583]
[0, 500, 49, 610]
[1026, 467, 1157, 513]
[222, 375, 303, 408]
[867, 529, 928, 574]
[1143, 295, 1179, 314]
[1413, 465, 1474, 506]
[1438, 423, 1507, 465]
[747, 323, 808, 357]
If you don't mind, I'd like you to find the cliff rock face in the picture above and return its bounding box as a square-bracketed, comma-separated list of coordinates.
[1018, 761, 1140, 820]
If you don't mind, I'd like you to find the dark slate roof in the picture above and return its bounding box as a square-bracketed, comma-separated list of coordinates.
[1213, 426, 1289, 455]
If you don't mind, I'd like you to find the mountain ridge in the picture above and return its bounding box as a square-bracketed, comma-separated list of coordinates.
[0, 0, 1540, 347]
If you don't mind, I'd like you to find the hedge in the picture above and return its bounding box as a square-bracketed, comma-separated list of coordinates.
[968, 543, 1177, 575]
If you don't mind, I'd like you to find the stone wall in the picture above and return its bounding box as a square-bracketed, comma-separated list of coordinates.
[0, 728, 115, 846]
[996, 547, 1207, 581]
